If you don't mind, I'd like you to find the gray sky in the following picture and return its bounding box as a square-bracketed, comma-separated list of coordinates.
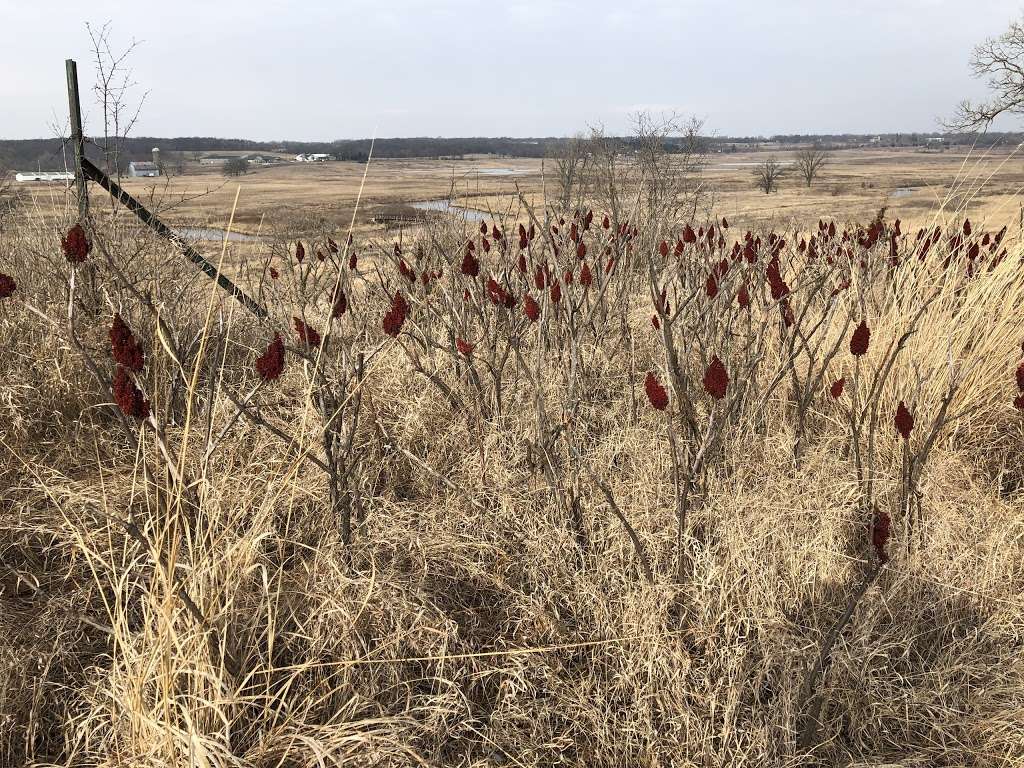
[2, 0, 1021, 140]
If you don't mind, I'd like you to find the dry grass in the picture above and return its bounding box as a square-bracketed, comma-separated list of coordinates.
[13, 145, 1024, 237]
[1, 163, 1023, 768]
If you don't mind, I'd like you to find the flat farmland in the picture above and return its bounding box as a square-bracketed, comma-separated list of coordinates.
[11, 145, 1024, 243]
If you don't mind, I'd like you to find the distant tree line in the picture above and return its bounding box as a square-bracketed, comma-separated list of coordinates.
[2, 132, 1022, 172]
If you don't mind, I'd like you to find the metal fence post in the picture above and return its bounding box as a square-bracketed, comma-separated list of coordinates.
[66, 59, 89, 221]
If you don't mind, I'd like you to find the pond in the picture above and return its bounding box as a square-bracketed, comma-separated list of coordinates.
[473, 168, 530, 176]
[411, 199, 489, 221]
[174, 227, 259, 242]
[890, 188, 917, 198]
[711, 161, 795, 169]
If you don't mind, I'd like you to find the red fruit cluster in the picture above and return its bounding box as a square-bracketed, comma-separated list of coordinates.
[0, 272, 16, 300]
[766, 258, 789, 300]
[295, 241, 305, 263]
[383, 291, 409, 337]
[109, 313, 145, 372]
[62, 223, 91, 263]
[461, 248, 480, 277]
[579, 261, 593, 288]
[872, 509, 891, 564]
[523, 294, 540, 322]
[112, 366, 150, 420]
[830, 378, 845, 399]
[644, 371, 669, 411]
[255, 333, 285, 381]
[736, 284, 750, 310]
[549, 280, 562, 304]
[850, 320, 871, 356]
[705, 274, 718, 299]
[293, 317, 321, 347]
[456, 337, 473, 356]
[332, 287, 348, 318]
[894, 400, 914, 439]
[534, 263, 547, 290]
[703, 356, 729, 400]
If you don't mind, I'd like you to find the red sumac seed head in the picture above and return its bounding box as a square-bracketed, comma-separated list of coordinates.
[255, 333, 285, 381]
[644, 371, 669, 411]
[703, 355, 728, 400]
[850, 320, 871, 356]
[894, 400, 914, 440]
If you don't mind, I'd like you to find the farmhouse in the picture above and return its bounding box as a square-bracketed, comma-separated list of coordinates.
[295, 153, 332, 162]
[127, 161, 160, 177]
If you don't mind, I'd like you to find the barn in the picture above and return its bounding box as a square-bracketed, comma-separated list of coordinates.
[128, 161, 160, 177]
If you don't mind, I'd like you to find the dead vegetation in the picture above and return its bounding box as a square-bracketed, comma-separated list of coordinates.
[1, 154, 1023, 768]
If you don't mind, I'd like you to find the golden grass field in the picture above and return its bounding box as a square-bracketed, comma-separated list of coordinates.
[16, 145, 1024, 237]
[1, 147, 1024, 767]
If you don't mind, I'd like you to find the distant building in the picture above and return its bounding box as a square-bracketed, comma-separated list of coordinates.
[15, 171, 74, 183]
[295, 153, 332, 162]
[128, 161, 160, 177]
[247, 155, 268, 165]
[925, 137, 945, 144]
[199, 155, 235, 166]
[869, 136, 882, 144]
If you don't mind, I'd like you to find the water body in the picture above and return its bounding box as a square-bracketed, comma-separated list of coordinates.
[411, 200, 489, 221]
[174, 227, 259, 242]
[711, 161, 796, 169]
[890, 188, 917, 198]
[473, 168, 530, 176]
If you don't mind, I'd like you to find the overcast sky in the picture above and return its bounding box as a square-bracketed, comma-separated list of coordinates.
[2, 0, 1022, 140]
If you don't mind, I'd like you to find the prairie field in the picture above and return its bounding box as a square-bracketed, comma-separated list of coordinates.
[1, 148, 1023, 768]
[14, 145, 1024, 236]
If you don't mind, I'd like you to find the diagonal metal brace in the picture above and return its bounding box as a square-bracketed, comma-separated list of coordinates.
[80, 157, 268, 319]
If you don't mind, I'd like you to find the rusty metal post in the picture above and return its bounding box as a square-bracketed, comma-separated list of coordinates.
[66, 59, 89, 220]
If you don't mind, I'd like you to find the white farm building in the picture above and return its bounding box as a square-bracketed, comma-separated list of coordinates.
[128, 161, 160, 177]
[15, 171, 74, 183]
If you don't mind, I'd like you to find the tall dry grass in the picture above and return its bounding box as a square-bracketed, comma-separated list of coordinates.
[0, 186, 1023, 768]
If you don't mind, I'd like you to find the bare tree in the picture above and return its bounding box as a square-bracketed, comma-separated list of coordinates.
[753, 156, 785, 194]
[579, 113, 707, 227]
[632, 112, 707, 223]
[794, 146, 829, 188]
[86, 22, 148, 181]
[548, 133, 592, 212]
[223, 157, 249, 177]
[950, 17, 1024, 129]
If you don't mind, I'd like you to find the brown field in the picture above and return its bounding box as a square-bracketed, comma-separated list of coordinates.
[2, 142, 1023, 767]
[14, 145, 1024, 239]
